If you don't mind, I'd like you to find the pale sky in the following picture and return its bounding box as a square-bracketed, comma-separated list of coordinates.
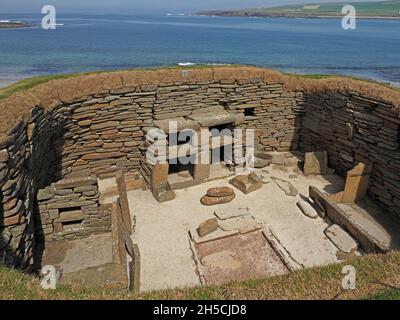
[0, 0, 383, 14]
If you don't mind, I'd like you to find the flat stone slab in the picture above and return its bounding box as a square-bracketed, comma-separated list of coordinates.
[218, 215, 264, 233]
[214, 207, 251, 220]
[190, 228, 239, 244]
[189, 111, 237, 127]
[304, 151, 328, 175]
[324, 224, 358, 254]
[271, 177, 298, 197]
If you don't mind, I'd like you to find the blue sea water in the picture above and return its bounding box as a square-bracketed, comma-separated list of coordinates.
[0, 13, 400, 87]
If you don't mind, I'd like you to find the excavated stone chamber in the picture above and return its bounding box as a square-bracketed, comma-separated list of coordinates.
[0, 66, 399, 270]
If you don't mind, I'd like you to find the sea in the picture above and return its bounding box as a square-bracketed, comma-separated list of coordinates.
[0, 13, 399, 87]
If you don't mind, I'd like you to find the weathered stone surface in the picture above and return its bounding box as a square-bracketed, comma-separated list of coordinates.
[297, 200, 319, 219]
[116, 171, 132, 234]
[342, 162, 372, 203]
[4, 199, 23, 218]
[54, 176, 97, 189]
[37, 188, 55, 201]
[218, 215, 264, 233]
[0, 149, 9, 163]
[206, 186, 235, 198]
[324, 224, 358, 254]
[229, 172, 263, 195]
[253, 157, 270, 168]
[214, 208, 251, 220]
[55, 210, 85, 223]
[303, 151, 328, 175]
[47, 200, 96, 210]
[256, 152, 287, 165]
[152, 182, 175, 203]
[197, 218, 219, 237]
[200, 194, 235, 206]
[271, 177, 298, 197]
[189, 111, 237, 127]
[153, 117, 200, 133]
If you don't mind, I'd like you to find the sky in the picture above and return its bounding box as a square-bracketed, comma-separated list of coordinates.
[0, 0, 384, 14]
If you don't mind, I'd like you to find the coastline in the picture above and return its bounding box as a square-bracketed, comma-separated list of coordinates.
[196, 13, 400, 20]
[0, 22, 30, 29]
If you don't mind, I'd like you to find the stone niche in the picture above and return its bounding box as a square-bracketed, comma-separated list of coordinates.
[36, 176, 111, 242]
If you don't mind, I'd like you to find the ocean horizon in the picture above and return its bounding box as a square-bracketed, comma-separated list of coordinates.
[1, 13, 399, 88]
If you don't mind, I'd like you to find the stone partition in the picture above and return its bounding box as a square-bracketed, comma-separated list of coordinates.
[0, 66, 399, 270]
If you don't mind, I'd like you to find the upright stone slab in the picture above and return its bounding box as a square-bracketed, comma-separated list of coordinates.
[116, 171, 132, 234]
[342, 162, 372, 203]
[303, 151, 328, 175]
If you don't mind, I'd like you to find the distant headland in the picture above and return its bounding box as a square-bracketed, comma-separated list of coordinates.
[0, 20, 30, 29]
[197, 0, 400, 20]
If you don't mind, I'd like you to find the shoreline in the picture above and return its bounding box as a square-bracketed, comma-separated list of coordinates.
[196, 13, 400, 20]
[0, 22, 31, 29]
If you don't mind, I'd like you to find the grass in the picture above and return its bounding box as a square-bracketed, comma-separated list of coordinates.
[1, 251, 399, 300]
[0, 64, 244, 102]
[1, 64, 398, 103]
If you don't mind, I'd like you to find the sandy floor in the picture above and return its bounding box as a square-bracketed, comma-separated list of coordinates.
[128, 166, 346, 292]
[42, 233, 113, 274]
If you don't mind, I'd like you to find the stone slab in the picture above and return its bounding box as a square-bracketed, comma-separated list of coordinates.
[324, 224, 358, 254]
[271, 177, 298, 197]
[218, 215, 264, 233]
[304, 151, 328, 175]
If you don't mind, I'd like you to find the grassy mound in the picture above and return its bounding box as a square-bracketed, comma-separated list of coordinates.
[1, 251, 399, 300]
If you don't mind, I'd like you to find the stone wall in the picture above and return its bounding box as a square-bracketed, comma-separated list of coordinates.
[0, 66, 399, 269]
[299, 91, 400, 221]
[36, 176, 110, 242]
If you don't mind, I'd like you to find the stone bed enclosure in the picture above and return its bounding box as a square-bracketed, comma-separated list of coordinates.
[0, 66, 399, 274]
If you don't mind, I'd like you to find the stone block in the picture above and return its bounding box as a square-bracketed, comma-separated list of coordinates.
[200, 194, 235, 206]
[229, 172, 263, 195]
[197, 218, 219, 237]
[152, 182, 175, 203]
[304, 151, 328, 175]
[342, 162, 372, 203]
[206, 186, 235, 198]
[54, 176, 97, 190]
[55, 210, 85, 223]
[151, 163, 169, 187]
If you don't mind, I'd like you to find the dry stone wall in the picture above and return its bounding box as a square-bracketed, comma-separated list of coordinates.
[299, 91, 400, 221]
[0, 66, 399, 270]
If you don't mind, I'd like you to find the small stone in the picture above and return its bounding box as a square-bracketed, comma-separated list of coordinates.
[289, 174, 298, 179]
[297, 200, 319, 219]
[325, 224, 358, 254]
[200, 194, 235, 206]
[207, 186, 235, 198]
[197, 218, 218, 237]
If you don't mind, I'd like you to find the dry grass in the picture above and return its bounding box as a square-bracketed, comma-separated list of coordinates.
[0, 66, 400, 142]
[1, 251, 399, 300]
